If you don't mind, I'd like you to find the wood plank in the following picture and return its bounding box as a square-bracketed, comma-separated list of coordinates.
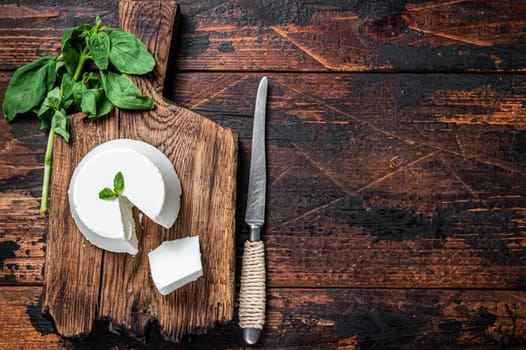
[0, 258, 43, 284]
[1, 1, 526, 72]
[173, 72, 526, 289]
[269, 288, 526, 348]
[174, 0, 526, 72]
[1, 286, 525, 348]
[0, 287, 65, 349]
[0, 193, 47, 257]
[0, 1, 118, 70]
[101, 0, 236, 341]
[1, 72, 525, 288]
[42, 112, 115, 337]
[1, 0, 524, 347]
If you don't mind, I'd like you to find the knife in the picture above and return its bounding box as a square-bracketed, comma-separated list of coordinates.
[239, 76, 268, 344]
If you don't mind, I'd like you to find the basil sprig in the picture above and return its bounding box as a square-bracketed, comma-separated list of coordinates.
[2, 16, 155, 216]
[99, 171, 125, 200]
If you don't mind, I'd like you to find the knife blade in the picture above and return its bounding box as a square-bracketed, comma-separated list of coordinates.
[239, 76, 268, 344]
[245, 76, 267, 234]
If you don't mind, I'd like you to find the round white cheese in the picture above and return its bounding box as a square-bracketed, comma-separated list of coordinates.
[68, 139, 182, 255]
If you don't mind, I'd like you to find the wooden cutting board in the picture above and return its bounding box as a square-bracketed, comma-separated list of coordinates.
[42, 0, 237, 342]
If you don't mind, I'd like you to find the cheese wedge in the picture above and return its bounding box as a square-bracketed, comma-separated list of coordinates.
[148, 236, 203, 295]
[68, 139, 182, 255]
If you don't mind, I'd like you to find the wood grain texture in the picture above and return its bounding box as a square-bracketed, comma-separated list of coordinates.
[1, 0, 525, 347]
[43, 113, 116, 337]
[97, 0, 237, 341]
[1, 286, 525, 349]
[40, 0, 237, 342]
[1, 0, 526, 72]
[2, 73, 525, 290]
[0, 287, 65, 350]
[171, 72, 526, 289]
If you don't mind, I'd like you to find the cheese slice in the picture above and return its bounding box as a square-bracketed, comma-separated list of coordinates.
[148, 236, 203, 295]
[68, 139, 182, 255]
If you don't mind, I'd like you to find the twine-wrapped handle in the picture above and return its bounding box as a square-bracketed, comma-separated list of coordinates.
[239, 240, 266, 333]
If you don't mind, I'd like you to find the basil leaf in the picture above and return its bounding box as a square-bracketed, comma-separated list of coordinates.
[51, 109, 70, 142]
[113, 171, 124, 195]
[94, 94, 113, 119]
[108, 30, 155, 75]
[99, 170, 124, 200]
[99, 188, 116, 200]
[82, 71, 101, 89]
[95, 15, 102, 29]
[61, 27, 75, 48]
[62, 24, 92, 48]
[36, 104, 53, 131]
[36, 103, 52, 120]
[80, 88, 101, 117]
[72, 81, 87, 105]
[2, 56, 56, 121]
[100, 70, 154, 110]
[43, 87, 62, 110]
[63, 98, 74, 110]
[40, 118, 50, 131]
[36, 87, 62, 130]
[80, 88, 114, 119]
[89, 32, 110, 70]
[55, 60, 65, 74]
[61, 73, 74, 100]
[62, 40, 81, 77]
[92, 15, 110, 34]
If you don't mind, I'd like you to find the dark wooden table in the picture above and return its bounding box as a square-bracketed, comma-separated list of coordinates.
[1, 0, 525, 348]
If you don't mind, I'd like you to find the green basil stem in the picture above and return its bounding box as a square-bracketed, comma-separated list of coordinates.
[40, 129, 55, 216]
[40, 49, 87, 216]
[73, 47, 89, 81]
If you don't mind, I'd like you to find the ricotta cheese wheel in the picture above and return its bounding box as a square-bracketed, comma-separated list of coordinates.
[148, 236, 203, 295]
[68, 139, 182, 255]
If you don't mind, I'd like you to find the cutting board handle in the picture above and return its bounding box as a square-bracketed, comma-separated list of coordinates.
[118, 0, 178, 98]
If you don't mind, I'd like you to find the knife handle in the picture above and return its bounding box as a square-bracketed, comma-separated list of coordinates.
[239, 239, 266, 343]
